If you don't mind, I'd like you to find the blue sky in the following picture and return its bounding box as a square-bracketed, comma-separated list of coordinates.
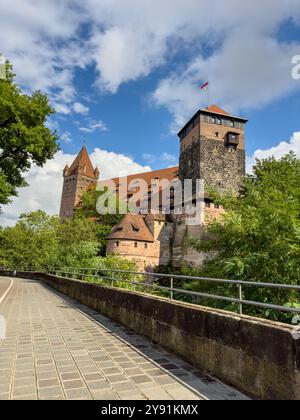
[1, 0, 300, 225]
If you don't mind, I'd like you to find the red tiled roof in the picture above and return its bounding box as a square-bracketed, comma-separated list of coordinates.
[69, 146, 97, 178]
[206, 105, 229, 116]
[107, 213, 154, 242]
[100, 166, 179, 195]
[100, 166, 179, 186]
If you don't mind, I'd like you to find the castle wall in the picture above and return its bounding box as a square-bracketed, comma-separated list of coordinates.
[107, 240, 160, 271]
[170, 214, 214, 268]
[74, 175, 97, 207]
[59, 176, 78, 219]
[106, 220, 172, 271]
[199, 137, 245, 194]
[200, 121, 245, 149]
[180, 137, 245, 195]
[59, 174, 97, 220]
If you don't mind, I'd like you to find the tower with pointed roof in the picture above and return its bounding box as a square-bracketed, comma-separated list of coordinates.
[178, 105, 247, 195]
[59, 146, 99, 220]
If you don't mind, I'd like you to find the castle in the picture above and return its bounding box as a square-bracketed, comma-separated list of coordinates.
[59, 105, 247, 271]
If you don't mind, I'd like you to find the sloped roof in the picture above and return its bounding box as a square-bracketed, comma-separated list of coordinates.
[206, 104, 230, 116]
[69, 146, 96, 178]
[107, 213, 154, 242]
[100, 166, 179, 199]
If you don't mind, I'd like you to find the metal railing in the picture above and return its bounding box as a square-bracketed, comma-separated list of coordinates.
[2, 266, 300, 317]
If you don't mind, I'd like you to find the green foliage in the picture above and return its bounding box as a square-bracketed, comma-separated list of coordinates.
[76, 187, 126, 255]
[54, 217, 100, 268]
[0, 58, 58, 206]
[190, 152, 300, 322]
[0, 210, 59, 269]
[0, 211, 99, 270]
[0, 211, 138, 290]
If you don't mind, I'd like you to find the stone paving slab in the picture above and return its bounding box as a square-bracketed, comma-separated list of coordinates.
[0, 277, 251, 400]
[0, 278, 12, 303]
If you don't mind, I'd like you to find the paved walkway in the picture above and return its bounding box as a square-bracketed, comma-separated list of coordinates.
[0, 278, 12, 304]
[0, 277, 250, 400]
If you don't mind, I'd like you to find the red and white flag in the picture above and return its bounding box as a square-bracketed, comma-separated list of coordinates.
[200, 81, 209, 90]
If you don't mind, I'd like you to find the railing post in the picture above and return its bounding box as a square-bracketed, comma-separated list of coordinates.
[238, 284, 243, 315]
[170, 277, 174, 300]
[111, 270, 114, 287]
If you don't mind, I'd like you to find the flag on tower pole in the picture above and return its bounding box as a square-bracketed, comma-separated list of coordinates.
[200, 81, 209, 90]
[200, 81, 210, 108]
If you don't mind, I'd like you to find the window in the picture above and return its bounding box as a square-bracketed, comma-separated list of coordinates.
[215, 132, 219, 138]
[134, 242, 138, 248]
[116, 241, 119, 247]
[216, 118, 221, 125]
[205, 201, 210, 208]
[211, 117, 216, 124]
[132, 224, 139, 232]
[214, 203, 220, 209]
[230, 120, 235, 127]
[144, 243, 148, 249]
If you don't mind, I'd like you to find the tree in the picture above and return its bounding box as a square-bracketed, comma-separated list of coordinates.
[0, 58, 59, 207]
[0, 210, 138, 283]
[191, 152, 300, 321]
[0, 211, 59, 269]
[76, 186, 126, 255]
[54, 217, 100, 268]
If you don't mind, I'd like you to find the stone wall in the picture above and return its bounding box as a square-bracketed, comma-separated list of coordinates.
[106, 239, 160, 271]
[179, 139, 201, 188]
[2, 270, 299, 400]
[59, 175, 78, 219]
[199, 137, 245, 195]
[106, 220, 172, 271]
[170, 214, 214, 268]
[180, 137, 245, 196]
[59, 173, 97, 220]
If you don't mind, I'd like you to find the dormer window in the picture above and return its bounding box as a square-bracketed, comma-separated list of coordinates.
[132, 224, 139, 232]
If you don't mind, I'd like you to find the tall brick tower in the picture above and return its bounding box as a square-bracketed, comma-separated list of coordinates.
[178, 105, 247, 195]
[59, 146, 99, 220]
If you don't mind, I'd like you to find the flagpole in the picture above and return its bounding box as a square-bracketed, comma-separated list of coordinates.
[207, 81, 210, 108]
[200, 81, 210, 108]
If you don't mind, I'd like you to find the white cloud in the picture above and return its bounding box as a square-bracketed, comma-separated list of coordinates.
[79, 120, 108, 133]
[73, 102, 89, 115]
[142, 152, 178, 166]
[152, 30, 300, 132]
[160, 152, 177, 166]
[60, 132, 72, 144]
[91, 148, 151, 180]
[142, 153, 155, 164]
[2, 0, 300, 121]
[247, 131, 300, 173]
[0, 148, 151, 226]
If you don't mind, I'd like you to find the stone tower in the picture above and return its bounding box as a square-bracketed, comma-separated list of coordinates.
[59, 146, 99, 220]
[178, 105, 247, 195]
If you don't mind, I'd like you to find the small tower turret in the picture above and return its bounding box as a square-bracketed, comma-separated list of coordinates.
[59, 146, 99, 220]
